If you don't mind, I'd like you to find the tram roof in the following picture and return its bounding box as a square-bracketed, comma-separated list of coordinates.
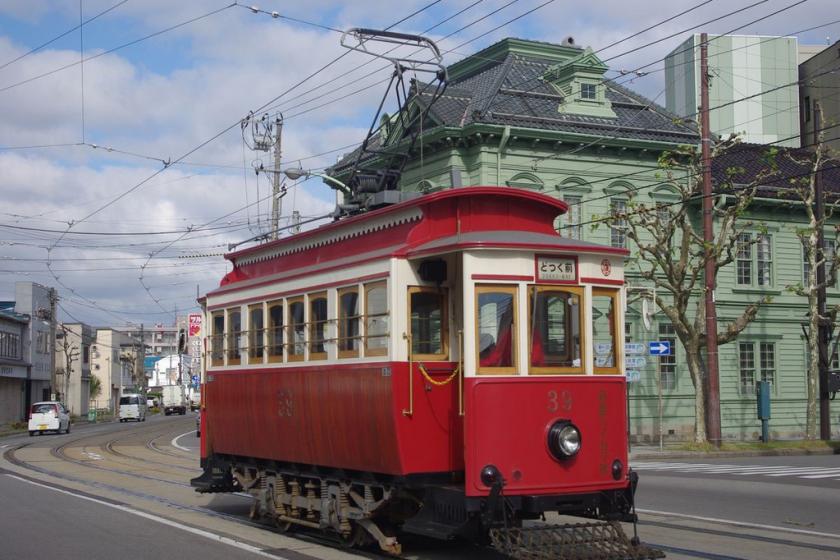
[213, 187, 626, 292]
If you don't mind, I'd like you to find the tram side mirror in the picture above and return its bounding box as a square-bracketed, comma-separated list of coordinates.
[418, 259, 447, 284]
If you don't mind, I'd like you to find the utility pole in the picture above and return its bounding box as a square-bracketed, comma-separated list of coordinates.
[49, 288, 58, 401]
[700, 33, 722, 446]
[814, 102, 831, 440]
[243, 113, 284, 240]
[270, 115, 283, 240]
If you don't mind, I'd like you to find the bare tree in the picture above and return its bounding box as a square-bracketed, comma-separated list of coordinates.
[609, 137, 771, 443]
[56, 324, 79, 407]
[779, 128, 839, 439]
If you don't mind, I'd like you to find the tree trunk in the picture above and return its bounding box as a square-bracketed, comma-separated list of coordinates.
[806, 292, 820, 439]
[685, 344, 708, 443]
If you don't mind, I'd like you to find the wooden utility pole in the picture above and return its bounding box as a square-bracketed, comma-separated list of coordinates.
[814, 102, 831, 440]
[700, 33, 722, 446]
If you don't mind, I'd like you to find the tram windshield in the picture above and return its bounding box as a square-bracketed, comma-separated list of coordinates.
[529, 286, 583, 373]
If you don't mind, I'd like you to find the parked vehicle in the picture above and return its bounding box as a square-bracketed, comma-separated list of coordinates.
[118, 394, 146, 422]
[28, 401, 70, 436]
[189, 390, 201, 412]
[161, 385, 187, 416]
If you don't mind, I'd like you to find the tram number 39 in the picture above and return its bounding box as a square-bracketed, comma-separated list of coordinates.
[547, 390, 573, 413]
[277, 389, 294, 418]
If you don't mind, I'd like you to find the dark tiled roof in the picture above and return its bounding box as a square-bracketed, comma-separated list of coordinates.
[0, 308, 29, 324]
[712, 143, 840, 198]
[330, 38, 698, 173]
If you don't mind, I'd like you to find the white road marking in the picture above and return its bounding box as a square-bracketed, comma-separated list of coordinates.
[5, 474, 292, 559]
[171, 430, 197, 452]
[633, 461, 840, 480]
[637, 508, 840, 540]
[83, 452, 103, 461]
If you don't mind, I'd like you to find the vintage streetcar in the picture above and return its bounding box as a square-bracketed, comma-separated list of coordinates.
[191, 186, 660, 558]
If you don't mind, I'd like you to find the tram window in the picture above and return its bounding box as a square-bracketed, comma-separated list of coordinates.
[409, 287, 448, 360]
[338, 287, 360, 358]
[309, 292, 328, 360]
[476, 285, 517, 374]
[227, 308, 242, 366]
[288, 298, 305, 361]
[592, 288, 621, 374]
[267, 301, 283, 363]
[529, 286, 583, 374]
[248, 304, 264, 364]
[365, 282, 388, 356]
[211, 312, 224, 366]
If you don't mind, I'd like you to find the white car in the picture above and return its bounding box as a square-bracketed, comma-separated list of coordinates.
[28, 401, 71, 436]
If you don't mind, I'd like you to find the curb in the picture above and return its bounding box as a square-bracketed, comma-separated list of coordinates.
[630, 448, 840, 460]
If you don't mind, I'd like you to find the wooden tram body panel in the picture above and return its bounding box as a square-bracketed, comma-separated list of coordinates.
[206, 361, 463, 475]
[201, 186, 629, 499]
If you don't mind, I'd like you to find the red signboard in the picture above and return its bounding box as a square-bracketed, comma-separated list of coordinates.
[188, 313, 202, 337]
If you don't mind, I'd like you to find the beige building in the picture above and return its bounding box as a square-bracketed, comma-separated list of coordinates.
[799, 39, 840, 151]
[90, 328, 145, 412]
[55, 323, 93, 416]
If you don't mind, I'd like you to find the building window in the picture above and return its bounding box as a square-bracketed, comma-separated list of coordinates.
[737, 233, 773, 287]
[338, 287, 360, 358]
[757, 234, 773, 286]
[308, 292, 328, 360]
[736, 233, 752, 285]
[0, 332, 21, 359]
[365, 282, 388, 356]
[610, 199, 627, 248]
[738, 342, 755, 395]
[804, 96, 811, 123]
[563, 195, 582, 240]
[659, 323, 677, 390]
[580, 82, 597, 100]
[759, 342, 776, 386]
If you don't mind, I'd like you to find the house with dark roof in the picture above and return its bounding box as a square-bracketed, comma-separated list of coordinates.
[326, 37, 837, 441]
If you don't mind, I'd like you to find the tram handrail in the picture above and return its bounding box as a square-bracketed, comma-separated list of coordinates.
[402, 332, 413, 417]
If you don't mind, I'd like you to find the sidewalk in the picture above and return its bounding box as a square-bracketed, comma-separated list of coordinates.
[630, 440, 840, 461]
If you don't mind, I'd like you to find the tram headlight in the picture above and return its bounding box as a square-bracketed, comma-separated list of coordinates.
[548, 421, 581, 460]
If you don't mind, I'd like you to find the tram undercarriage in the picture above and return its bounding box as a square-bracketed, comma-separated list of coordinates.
[191, 456, 663, 559]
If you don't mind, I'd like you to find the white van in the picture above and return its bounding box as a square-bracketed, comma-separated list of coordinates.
[119, 394, 147, 422]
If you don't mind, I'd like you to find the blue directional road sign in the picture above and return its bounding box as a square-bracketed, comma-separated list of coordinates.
[191, 375, 199, 385]
[648, 341, 672, 356]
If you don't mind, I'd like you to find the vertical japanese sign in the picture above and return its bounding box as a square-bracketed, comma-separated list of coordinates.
[188, 313, 202, 337]
[188, 313, 202, 385]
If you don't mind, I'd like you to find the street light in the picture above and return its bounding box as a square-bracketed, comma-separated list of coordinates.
[282, 167, 351, 195]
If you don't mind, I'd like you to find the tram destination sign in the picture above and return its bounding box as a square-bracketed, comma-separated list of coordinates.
[535, 255, 577, 283]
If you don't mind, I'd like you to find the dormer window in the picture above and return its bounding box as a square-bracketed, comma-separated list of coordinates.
[542, 47, 616, 119]
[581, 83, 596, 100]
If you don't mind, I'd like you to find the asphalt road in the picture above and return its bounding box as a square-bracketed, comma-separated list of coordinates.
[632, 455, 840, 558]
[4, 417, 840, 560]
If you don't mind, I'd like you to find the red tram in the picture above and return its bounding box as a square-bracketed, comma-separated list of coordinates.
[191, 186, 652, 556]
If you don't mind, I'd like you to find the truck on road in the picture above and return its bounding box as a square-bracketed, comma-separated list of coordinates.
[161, 385, 187, 416]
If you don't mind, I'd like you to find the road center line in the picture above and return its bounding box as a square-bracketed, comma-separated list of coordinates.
[5, 474, 290, 559]
[637, 508, 840, 540]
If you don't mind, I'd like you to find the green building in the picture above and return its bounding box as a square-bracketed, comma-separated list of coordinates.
[328, 37, 834, 441]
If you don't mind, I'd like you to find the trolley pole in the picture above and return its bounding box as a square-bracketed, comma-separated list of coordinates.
[700, 33, 722, 446]
[814, 102, 831, 440]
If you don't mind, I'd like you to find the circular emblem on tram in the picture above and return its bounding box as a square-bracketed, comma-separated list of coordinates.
[600, 259, 612, 277]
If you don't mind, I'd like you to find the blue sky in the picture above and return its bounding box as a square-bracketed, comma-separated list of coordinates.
[0, 0, 837, 326]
